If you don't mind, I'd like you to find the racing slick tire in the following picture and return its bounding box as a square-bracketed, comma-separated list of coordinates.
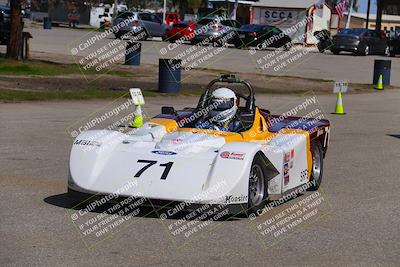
[308, 142, 324, 191]
[247, 154, 269, 214]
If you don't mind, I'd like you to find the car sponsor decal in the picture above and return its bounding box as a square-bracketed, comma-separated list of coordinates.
[151, 150, 177, 155]
[225, 194, 248, 204]
[283, 162, 290, 186]
[300, 169, 308, 183]
[73, 139, 101, 147]
[324, 127, 330, 147]
[220, 151, 245, 160]
[284, 152, 290, 162]
[283, 150, 295, 186]
[171, 138, 183, 144]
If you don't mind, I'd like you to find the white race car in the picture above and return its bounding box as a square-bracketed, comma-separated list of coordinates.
[68, 75, 330, 215]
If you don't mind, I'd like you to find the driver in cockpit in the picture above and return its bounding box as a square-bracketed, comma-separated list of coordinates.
[195, 87, 242, 132]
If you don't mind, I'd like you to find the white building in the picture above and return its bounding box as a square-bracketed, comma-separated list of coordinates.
[90, 4, 127, 28]
[251, 0, 334, 45]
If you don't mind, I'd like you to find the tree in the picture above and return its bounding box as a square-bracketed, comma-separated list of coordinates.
[177, 0, 188, 20]
[7, 0, 23, 60]
[352, 0, 359, 12]
[188, 0, 201, 14]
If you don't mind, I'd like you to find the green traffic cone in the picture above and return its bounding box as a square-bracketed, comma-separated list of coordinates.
[333, 91, 345, 115]
[375, 74, 384, 90]
[132, 105, 144, 128]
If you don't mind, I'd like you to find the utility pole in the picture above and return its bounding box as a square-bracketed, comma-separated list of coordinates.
[163, 0, 166, 24]
[345, 0, 354, 29]
[114, 0, 118, 18]
[376, 0, 383, 30]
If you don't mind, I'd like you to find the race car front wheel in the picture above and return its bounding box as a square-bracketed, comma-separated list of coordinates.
[308, 142, 323, 191]
[248, 154, 268, 213]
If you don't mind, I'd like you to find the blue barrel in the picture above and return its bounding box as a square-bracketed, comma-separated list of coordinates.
[373, 60, 391, 86]
[159, 59, 181, 93]
[125, 42, 141, 66]
[43, 17, 52, 30]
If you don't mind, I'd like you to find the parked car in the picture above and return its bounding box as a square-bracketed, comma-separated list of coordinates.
[191, 17, 241, 46]
[112, 11, 170, 40]
[331, 28, 389, 56]
[155, 12, 180, 26]
[232, 24, 292, 50]
[166, 21, 195, 43]
[0, 6, 10, 45]
[165, 12, 180, 26]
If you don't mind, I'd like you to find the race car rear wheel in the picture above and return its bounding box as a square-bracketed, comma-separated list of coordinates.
[308, 142, 323, 191]
[248, 155, 268, 213]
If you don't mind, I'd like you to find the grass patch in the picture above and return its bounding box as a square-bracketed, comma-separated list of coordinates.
[0, 89, 124, 102]
[0, 58, 132, 77]
[276, 75, 334, 83]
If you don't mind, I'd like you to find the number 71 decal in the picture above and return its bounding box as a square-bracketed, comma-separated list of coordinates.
[134, 160, 174, 180]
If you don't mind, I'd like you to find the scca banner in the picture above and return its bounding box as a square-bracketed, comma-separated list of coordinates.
[261, 9, 299, 26]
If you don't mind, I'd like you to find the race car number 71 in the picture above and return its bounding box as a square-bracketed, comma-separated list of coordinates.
[134, 160, 174, 180]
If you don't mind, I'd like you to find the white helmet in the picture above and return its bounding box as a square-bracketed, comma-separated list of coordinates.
[209, 87, 238, 124]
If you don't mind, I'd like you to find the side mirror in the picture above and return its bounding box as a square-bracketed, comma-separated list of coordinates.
[161, 106, 177, 115]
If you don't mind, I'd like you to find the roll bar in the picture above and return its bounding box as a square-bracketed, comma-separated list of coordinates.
[199, 74, 255, 111]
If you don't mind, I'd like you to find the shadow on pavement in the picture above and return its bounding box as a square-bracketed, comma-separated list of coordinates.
[43, 193, 242, 221]
[43, 190, 306, 222]
[43, 193, 160, 218]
